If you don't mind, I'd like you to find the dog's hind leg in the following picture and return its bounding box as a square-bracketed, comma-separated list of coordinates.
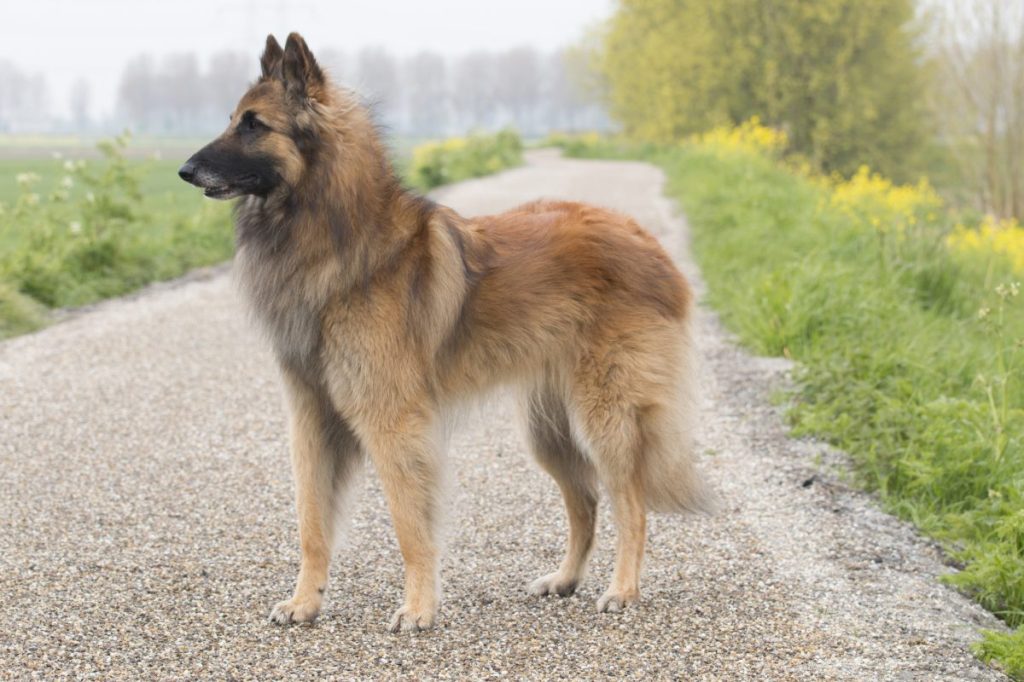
[568, 363, 650, 613]
[270, 368, 362, 625]
[520, 384, 599, 598]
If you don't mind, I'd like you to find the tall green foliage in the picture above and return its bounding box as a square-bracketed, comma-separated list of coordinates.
[0, 137, 234, 338]
[597, 0, 928, 180]
[597, 1, 724, 141]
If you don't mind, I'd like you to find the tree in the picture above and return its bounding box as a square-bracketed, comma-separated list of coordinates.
[205, 51, 252, 128]
[548, 42, 612, 132]
[355, 47, 401, 128]
[318, 49, 351, 88]
[117, 55, 159, 132]
[0, 60, 49, 132]
[453, 51, 497, 130]
[925, 0, 1024, 219]
[405, 51, 448, 137]
[495, 47, 541, 134]
[597, 0, 726, 141]
[69, 78, 90, 131]
[596, 0, 928, 179]
[162, 53, 202, 133]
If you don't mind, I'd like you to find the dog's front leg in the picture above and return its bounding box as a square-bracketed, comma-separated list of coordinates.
[364, 411, 444, 632]
[271, 368, 361, 625]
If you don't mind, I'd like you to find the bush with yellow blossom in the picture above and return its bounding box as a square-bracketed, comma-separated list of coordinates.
[947, 216, 1024, 274]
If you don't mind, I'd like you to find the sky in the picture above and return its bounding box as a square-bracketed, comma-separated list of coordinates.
[2, 0, 614, 119]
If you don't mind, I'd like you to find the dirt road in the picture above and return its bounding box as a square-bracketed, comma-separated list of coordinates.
[0, 150, 1005, 679]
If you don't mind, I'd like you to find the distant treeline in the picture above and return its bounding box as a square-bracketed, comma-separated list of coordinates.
[0, 46, 608, 139]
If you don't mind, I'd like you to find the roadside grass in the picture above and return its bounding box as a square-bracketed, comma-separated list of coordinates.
[0, 136, 235, 338]
[406, 129, 523, 190]
[550, 131, 1024, 677]
[0, 157, 209, 248]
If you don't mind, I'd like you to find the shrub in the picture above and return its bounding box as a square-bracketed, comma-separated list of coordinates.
[692, 117, 788, 158]
[0, 134, 232, 338]
[948, 216, 1024, 274]
[409, 129, 523, 190]
[542, 131, 653, 160]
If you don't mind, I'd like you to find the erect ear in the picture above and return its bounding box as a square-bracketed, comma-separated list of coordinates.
[260, 35, 284, 80]
[282, 32, 325, 101]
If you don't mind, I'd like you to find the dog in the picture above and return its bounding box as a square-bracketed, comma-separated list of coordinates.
[178, 32, 709, 632]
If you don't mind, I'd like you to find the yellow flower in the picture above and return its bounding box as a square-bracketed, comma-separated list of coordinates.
[828, 166, 942, 237]
[693, 117, 787, 157]
[947, 215, 1024, 273]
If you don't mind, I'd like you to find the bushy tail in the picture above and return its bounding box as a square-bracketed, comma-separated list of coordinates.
[641, 322, 716, 514]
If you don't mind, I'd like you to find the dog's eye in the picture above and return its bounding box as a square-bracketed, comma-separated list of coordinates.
[239, 111, 265, 133]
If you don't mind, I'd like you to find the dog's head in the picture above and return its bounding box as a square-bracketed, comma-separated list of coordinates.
[178, 33, 334, 200]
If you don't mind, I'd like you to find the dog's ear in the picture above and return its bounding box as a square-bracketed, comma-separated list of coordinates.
[260, 35, 284, 81]
[283, 32, 325, 101]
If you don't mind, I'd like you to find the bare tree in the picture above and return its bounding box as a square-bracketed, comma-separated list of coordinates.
[117, 54, 159, 132]
[106, 43, 609, 138]
[68, 78, 91, 131]
[162, 53, 202, 133]
[318, 48, 351, 87]
[453, 51, 497, 130]
[355, 47, 401, 128]
[494, 47, 540, 133]
[0, 60, 49, 132]
[205, 51, 252, 128]
[926, 0, 1024, 219]
[405, 51, 448, 137]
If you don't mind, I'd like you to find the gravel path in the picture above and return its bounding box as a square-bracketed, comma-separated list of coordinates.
[0, 150, 1006, 680]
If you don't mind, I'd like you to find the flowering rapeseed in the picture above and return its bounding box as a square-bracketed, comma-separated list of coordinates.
[947, 216, 1024, 273]
[828, 165, 942, 236]
[693, 117, 787, 157]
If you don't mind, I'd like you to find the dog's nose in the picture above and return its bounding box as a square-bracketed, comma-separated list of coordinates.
[178, 162, 195, 183]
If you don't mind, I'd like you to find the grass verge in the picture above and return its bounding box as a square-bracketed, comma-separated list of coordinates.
[0, 135, 233, 337]
[407, 129, 523, 190]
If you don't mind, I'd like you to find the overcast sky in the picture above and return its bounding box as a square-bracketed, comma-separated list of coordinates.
[3, 0, 614, 119]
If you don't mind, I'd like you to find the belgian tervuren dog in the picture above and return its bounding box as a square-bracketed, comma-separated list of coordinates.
[179, 33, 708, 632]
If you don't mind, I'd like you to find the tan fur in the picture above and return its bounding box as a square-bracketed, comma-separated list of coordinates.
[196, 33, 709, 632]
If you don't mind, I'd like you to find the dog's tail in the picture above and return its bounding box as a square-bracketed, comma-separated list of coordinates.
[640, 320, 716, 514]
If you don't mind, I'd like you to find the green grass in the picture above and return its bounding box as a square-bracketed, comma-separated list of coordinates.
[673, 147, 1022, 676]
[555, 135, 1023, 676]
[407, 129, 523, 190]
[0, 139, 233, 338]
[0, 158, 201, 246]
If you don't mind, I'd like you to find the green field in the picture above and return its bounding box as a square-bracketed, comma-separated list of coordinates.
[0, 158, 189, 201]
[0, 157, 204, 245]
[0, 139, 234, 338]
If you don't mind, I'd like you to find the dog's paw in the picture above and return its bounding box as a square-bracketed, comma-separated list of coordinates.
[596, 588, 639, 613]
[388, 604, 436, 633]
[528, 572, 579, 598]
[269, 596, 321, 625]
